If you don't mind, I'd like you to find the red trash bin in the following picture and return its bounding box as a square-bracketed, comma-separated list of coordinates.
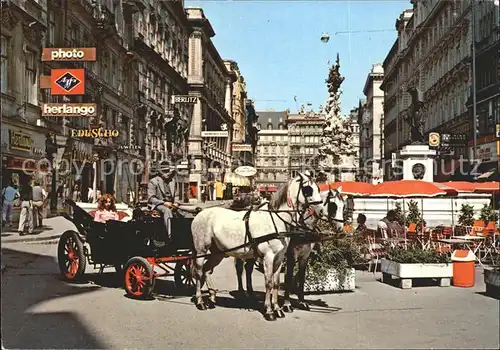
[451, 249, 476, 288]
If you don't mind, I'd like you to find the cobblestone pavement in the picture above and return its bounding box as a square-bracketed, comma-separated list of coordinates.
[1, 240, 499, 349]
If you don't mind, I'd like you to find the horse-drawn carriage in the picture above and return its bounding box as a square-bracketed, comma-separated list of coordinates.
[58, 199, 198, 297]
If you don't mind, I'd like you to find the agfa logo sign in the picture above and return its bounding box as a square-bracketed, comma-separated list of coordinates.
[50, 69, 85, 95]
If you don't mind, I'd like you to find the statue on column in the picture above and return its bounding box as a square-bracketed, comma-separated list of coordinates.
[407, 87, 425, 144]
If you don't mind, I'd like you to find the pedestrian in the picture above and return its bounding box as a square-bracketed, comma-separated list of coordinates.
[2, 181, 20, 228]
[31, 181, 47, 229]
[18, 181, 34, 235]
[87, 187, 94, 203]
[72, 184, 81, 202]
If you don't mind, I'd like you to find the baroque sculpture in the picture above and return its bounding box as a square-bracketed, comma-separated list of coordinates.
[318, 54, 355, 179]
[407, 87, 425, 144]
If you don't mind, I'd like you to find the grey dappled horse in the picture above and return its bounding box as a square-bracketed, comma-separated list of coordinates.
[235, 186, 346, 312]
[190, 172, 327, 321]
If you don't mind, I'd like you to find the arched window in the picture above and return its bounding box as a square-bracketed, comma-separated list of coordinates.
[267, 123, 273, 130]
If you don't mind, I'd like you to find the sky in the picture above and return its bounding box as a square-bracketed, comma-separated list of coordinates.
[185, 0, 412, 114]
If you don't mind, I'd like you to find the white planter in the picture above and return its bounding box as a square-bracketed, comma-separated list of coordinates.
[304, 267, 355, 293]
[380, 258, 452, 289]
[484, 268, 500, 297]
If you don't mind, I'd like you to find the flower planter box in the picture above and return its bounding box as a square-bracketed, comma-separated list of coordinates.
[484, 268, 500, 298]
[304, 268, 355, 293]
[380, 258, 452, 289]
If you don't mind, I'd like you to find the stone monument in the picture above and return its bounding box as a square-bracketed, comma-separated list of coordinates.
[397, 87, 436, 182]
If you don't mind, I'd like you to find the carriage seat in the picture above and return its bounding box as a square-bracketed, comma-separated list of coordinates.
[88, 210, 130, 221]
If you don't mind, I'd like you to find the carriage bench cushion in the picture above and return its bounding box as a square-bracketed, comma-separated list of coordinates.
[88, 210, 130, 221]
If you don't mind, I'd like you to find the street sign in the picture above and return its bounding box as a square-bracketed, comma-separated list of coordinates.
[201, 131, 228, 137]
[171, 95, 198, 104]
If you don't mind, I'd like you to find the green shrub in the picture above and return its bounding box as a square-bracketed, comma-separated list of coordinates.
[386, 246, 450, 264]
[458, 204, 475, 226]
[405, 200, 423, 230]
[479, 204, 499, 224]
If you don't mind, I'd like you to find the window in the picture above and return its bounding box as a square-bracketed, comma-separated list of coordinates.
[1, 36, 8, 93]
[24, 50, 36, 104]
[111, 56, 117, 88]
[47, 10, 55, 46]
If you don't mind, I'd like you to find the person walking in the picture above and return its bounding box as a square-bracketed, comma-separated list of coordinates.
[18, 181, 34, 235]
[2, 181, 19, 228]
[72, 184, 81, 202]
[31, 181, 47, 229]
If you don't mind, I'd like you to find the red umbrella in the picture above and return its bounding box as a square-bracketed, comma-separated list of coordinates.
[329, 181, 375, 196]
[473, 182, 500, 194]
[370, 180, 457, 198]
[438, 181, 476, 192]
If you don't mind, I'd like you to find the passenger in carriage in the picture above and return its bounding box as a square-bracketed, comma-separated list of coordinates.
[94, 194, 119, 223]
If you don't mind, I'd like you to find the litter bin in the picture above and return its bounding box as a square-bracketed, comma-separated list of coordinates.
[451, 249, 476, 288]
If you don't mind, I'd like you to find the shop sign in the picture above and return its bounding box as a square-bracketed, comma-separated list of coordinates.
[50, 69, 86, 95]
[42, 103, 97, 117]
[235, 166, 257, 177]
[9, 131, 33, 152]
[171, 95, 198, 104]
[474, 142, 498, 162]
[42, 48, 97, 62]
[202, 131, 228, 137]
[428, 132, 440, 147]
[232, 144, 252, 152]
[70, 129, 120, 138]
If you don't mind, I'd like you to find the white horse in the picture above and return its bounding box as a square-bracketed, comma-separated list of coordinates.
[190, 172, 326, 321]
[235, 185, 346, 312]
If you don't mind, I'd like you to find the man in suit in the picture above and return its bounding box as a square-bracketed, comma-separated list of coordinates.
[148, 160, 179, 241]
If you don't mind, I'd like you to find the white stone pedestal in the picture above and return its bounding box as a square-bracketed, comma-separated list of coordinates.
[398, 144, 436, 182]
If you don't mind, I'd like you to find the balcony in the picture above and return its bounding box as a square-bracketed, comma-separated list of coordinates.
[123, 0, 146, 13]
[92, 3, 115, 31]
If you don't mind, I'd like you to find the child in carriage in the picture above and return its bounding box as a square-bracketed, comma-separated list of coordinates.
[94, 194, 119, 223]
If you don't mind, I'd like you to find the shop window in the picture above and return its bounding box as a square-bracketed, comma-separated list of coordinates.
[24, 50, 37, 104]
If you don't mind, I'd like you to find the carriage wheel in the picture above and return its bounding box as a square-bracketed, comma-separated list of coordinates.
[174, 259, 195, 292]
[124, 257, 155, 299]
[58, 230, 87, 281]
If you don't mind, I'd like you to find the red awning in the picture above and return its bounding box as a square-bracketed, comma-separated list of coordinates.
[258, 186, 278, 192]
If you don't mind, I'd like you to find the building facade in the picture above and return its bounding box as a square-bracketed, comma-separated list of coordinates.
[360, 63, 384, 183]
[1, 0, 49, 193]
[381, 1, 473, 180]
[186, 8, 234, 201]
[467, 0, 499, 179]
[337, 113, 360, 182]
[225, 60, 252, 167]
[287, 111, 324, 178]
[255, 111, 288, 191]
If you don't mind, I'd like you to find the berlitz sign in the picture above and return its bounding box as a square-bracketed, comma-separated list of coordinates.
[171, 95, 198, 104]
[42, 103, 97, 117]
[42, 48, 97, 62]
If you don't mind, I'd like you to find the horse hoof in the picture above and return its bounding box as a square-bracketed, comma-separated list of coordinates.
[196, 302, 207, 311]
[264, 312, 277, 321]
[283, 304, 294, 313]
[206, 299, 216, 309]
[275, 309, 286, 318]
[298, 302, 310, 311]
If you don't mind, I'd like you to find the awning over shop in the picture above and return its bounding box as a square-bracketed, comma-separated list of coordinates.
[258, 186, 278, 192]
[224, 172, 251, 187]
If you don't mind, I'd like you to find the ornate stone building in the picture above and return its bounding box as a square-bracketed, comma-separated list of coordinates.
[466, 0, 499, 179]
[1, 0, 49, 192]
[225, 60, 252, 167]
[360, 63, 384, 184]
[186, 8, 234, 201]
[287, 111, 324, 179]
[255, 110, 288, 192]
[381, 1, 473, 180]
